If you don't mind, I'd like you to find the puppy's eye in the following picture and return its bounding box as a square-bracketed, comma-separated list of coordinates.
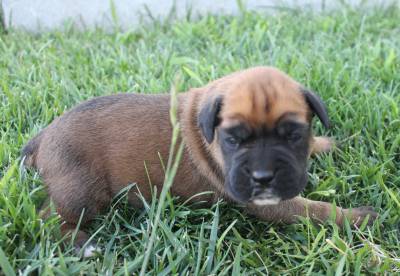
[288, 132, 302, 142]
[226, 137, 239, 146]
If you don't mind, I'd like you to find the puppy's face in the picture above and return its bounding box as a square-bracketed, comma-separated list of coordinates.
[218, 115, 311, 205]
[198, 67, 330, 205]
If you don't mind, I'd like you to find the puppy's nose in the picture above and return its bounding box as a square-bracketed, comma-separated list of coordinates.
[252, 170, 274, 186]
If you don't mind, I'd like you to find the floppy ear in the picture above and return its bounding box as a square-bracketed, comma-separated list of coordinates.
[198, 95, 223, 143]
[302, 89, 330, 129]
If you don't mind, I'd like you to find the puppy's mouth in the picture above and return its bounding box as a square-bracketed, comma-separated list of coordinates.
[227, 170, 283, 205]
[249, 188, 282, 206]
[226, 182, 282, 206]
[250, 186, 281, 206]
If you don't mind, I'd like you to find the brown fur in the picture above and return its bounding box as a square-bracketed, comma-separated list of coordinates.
[23, 67, 377, 250]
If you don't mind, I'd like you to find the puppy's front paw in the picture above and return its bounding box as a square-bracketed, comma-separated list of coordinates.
[342, 206, 378, 227]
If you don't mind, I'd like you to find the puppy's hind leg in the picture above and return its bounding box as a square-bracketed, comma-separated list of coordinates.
[39, 193, 95, 255]
[44, 171, 112, 257]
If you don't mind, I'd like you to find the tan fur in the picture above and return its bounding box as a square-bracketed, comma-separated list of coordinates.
[23, 67, 377, 249]
[310, 136, 335, 156]
[217, 67, 308, 128]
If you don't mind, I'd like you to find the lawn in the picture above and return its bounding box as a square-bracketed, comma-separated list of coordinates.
[1, 4, 400, 275]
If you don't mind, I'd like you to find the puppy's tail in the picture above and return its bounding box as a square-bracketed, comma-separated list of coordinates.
[21, 131, 44, 168]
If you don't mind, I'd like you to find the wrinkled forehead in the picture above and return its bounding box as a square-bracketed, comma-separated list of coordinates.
[220, 80, 309, 129]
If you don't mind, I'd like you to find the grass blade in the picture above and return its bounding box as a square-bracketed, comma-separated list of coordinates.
[139, 79, 184, 276]
[206, 204, 219, 274]
[232, 243, 242, 275]
[0, 247, 15, 276]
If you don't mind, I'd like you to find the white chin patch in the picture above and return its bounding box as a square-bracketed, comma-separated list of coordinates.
[252, 197, 281, 206]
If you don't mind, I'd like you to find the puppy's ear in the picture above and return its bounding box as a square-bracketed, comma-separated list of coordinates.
[302, 89, 330, 129]
[198, 95, 223, 143]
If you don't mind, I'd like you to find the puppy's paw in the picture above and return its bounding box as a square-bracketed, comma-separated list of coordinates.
[343, 206, 378, 227]
[310, 136, 335, 155]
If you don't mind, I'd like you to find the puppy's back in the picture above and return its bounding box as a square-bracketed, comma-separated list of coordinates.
[22, 93, 172, 176]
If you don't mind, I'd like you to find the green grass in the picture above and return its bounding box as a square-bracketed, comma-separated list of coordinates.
[1, 3, 400, 275]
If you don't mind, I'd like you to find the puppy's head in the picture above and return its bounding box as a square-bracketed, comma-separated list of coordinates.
[198, 67, 329, 205]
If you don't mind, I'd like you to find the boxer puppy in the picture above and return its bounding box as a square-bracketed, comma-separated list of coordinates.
[22, 67, 377, 255]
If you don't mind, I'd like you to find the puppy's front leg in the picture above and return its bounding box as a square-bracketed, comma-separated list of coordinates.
[247, 197, 378, 227]
[310, 136, 334, 156]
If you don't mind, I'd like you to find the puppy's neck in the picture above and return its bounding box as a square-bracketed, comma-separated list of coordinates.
[178, 91, 226, 195]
